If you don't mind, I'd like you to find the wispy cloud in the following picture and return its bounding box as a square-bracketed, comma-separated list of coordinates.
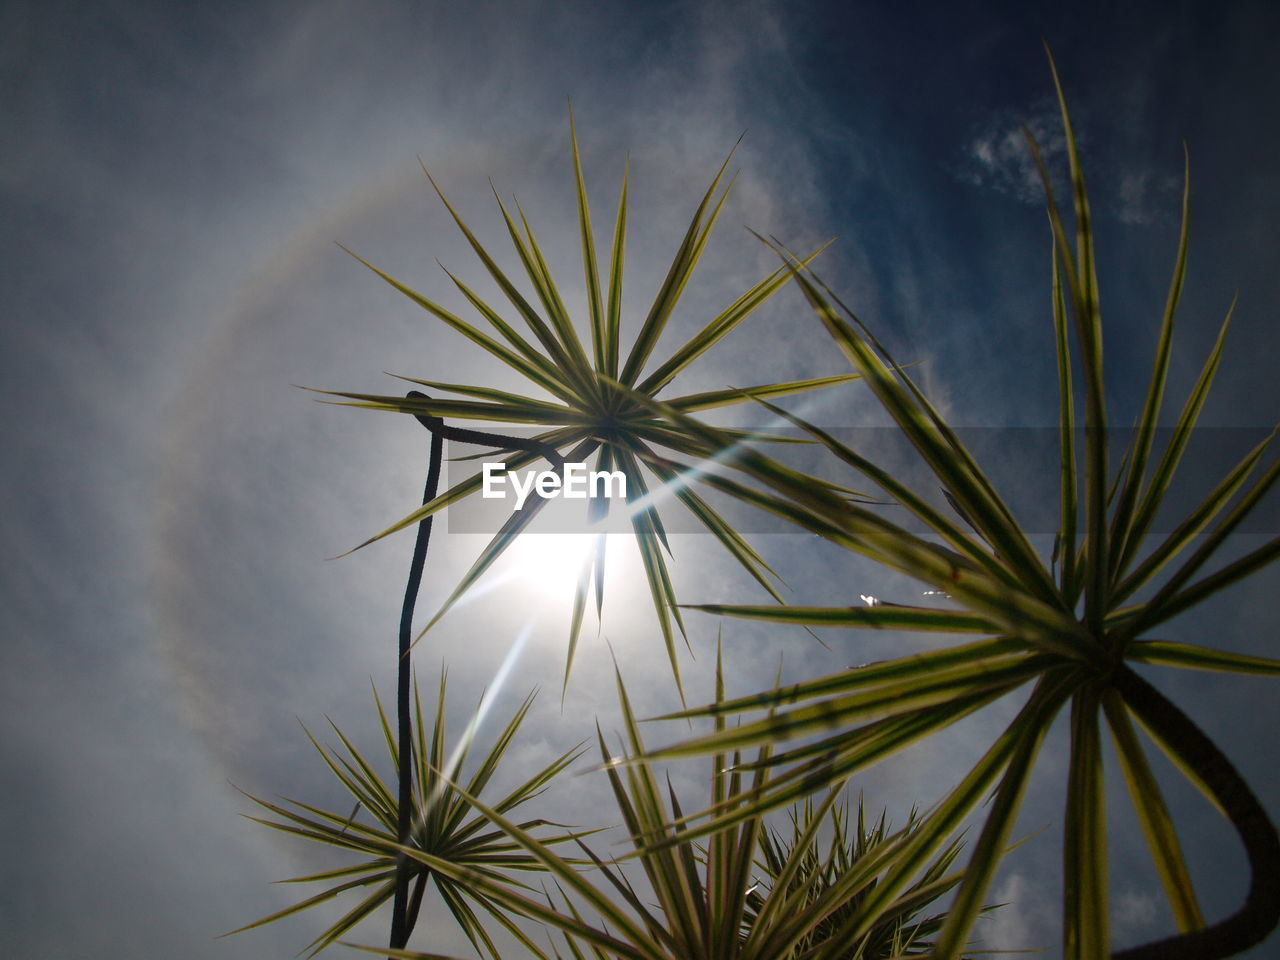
[957, 98, 1181, 225]
[1114, 886, 1161, 940]
[984, 869, 1060, 953]
[956, 100, 1068, 203]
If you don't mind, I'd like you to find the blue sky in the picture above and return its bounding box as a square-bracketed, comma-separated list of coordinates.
[3, 1, 1279, 957]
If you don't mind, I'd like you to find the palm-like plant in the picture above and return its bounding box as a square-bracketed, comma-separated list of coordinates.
[320, 114, 858, 695]
[366, 647, 974, 960]
[745, 794, 973, 959]
[623, 52, 1280, 960]
[229, 673, 586, 958]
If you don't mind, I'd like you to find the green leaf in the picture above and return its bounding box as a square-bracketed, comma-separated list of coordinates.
[1107, 147, 1191, 584]
[419, 160, 596, 398]
[222, 872, 395, 939]
[653, 635, 1029, 722]
[619, 141, 739, 386]
[511, 198, 597, 394]
[787, 264, 1062, 613]
[569, 106, 607, 376]
[739, 390, 1021, 589]
[609, 442, 687, 697]
[565, 547, 595, 699]
[1143, 536, 1280, 632]
[1039, 48, 1109, 636]
[313, 387, 592, 426]
[337, 243, 576, 404]
[605, 156, 628, 379]
[387, 375, 576, 411]
[636, 241, 833, 397]
[656, 692, 1004, 849]
[1063, 686, 1109, 960]
[665, 373, 862, 413]
[1112, 300, 1237, 585]
[610, 380, 1094, 661]
[681, 602, 993, 633]
[831, 672, 1073, 948]
[401, 791, 656, 958]
[1112, 427, 1276, 607]
[1051, 240, 1080, 600]
[639, 451, 785, 604]
[1125, 640, 1280, 677]
[646, 653, 1052, 760]
[1102, 689, 1203, 932]
[1121, 436, 1280, 638]
[932, 683, 1056, 959]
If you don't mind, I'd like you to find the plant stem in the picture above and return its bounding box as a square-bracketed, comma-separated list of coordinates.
[1112, 667, 1280, 960]
[388, 391, 567, 953]
[389, 427, 443, 953]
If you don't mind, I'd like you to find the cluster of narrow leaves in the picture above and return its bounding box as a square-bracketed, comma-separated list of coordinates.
[228, 674, 585, 959]
[320, 115, 858, 696]
[363, 647, 974, 960]
[622, 52, 1280, 960]
[744, 789, 973, 959]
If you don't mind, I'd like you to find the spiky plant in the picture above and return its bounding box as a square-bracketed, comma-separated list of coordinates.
[621, 50, 1280, 960]
[229, 673, 586, 958]
[319, 114, 859, 697]
[746, 796, 973, 959]
[359, 647, 975, 960]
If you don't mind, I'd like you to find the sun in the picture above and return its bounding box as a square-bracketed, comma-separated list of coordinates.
[504, 532, 596, 600]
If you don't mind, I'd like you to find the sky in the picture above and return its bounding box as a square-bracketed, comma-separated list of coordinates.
[3, 0, 1280, 957]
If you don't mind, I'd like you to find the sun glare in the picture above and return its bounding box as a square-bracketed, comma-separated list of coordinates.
[504, 532, 597, 600]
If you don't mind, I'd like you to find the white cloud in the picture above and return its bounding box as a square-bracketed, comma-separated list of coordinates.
[983, 869, 1060, 954]
[1114, 886, 1160, 939]
[958, 100, 1069, 204]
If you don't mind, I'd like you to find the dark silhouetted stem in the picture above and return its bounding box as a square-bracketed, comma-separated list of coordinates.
[388, 391, 565, 953]
[1112, 666, 1280, 960]
[389, 426, 441, 953]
